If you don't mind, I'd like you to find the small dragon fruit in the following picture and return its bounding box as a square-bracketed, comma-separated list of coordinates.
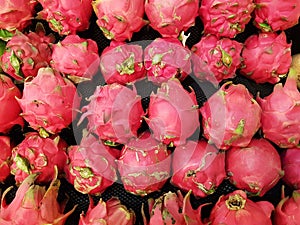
[226, 139, 284, 196]
[37, 0, 93, 35]
[0, 136, 12, 182]
[208, 190, 274, 225]
[51, 35, 100, 83]
[240, 32, 292, 84]
[117, 131, 171, 196]
[281, 148, 300, 190]
[257, 68, 300, 148]
[100, 41, 146, 85]
[0, 74, 23, 134]
[144, 38, 192, 85]
[171, 140, 226, 197]
[192, 34, 243, 85]
[92, 0, 146, 41]
[145, 0, 199, 38]
[200, 82, 261, 150]
[199, 0, 255, 38]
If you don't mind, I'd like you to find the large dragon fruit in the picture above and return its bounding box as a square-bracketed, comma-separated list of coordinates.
[145, 0, 199, 38]
[144, 38, 192, 85]
[0, 136, 12, 182]
[117, 131, 171, 196]
[199, 0, 255, 38]
[92, 0, 146, 41]
[226, 139, 283, 196]
[171, 140, 226, 197]
[257, 68, 300, 148]
[100, 41, 146, 85]
[200, 82, 261, 150]
[281, 148, 300, 190]
[240, 32, 292, 84]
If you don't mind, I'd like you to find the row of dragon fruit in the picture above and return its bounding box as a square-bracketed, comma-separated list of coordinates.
[0, 0, 300, 224]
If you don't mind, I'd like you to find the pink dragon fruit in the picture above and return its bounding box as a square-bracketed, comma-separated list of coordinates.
[117, 131, 171, 196]
[51, 35, 100, 83]
[145, 0, 199, 38]
[37, 0, 93, 35]
[200, 82, 262, 150]
[100, 41, 146, 85]
[79, 197, 135, 225]
[79, 83, 145, 145]
[257, 68, 300, 148]
[254, 0, 300, 32]
[17, 67, 80, 137]
[281, 148, 300, 190]
[226, 139, 284, 196]
[144, 38, 192, 85]
[240, 32, 292, 84]
[208, 190, 274, 225]
[0, 74, 23, 134]
[146, 78, 199, 146]
[171, 140, 226, 197]
[0, 136, 12, 182]
[199, 0, 255, 38]
[92, 0, 146, 41]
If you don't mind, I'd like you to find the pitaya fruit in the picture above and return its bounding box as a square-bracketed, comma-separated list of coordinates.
[100, 41, 146, 85]
[281, 148, 300, 190]
[291, 54, 300, 89]
[208, 190, 274, 225]
[200, 82, 261, 150]
[117, 131, 171, 196]
[226, 139, 284, 196]
[37, 0, 93, 35]
[144, 38, 192, 85]
[145, 0, 199, 38]
[257, 68, 300, 148]
[92, 0, 146, 41]
[254, 0, 300, 32]
[171, 140, 226, 197]
[240, 32, 292, 84]
[79, 83, 145, 145]
[199, 0, 255, 38]
[145, 78, 199, 146]
[17, 67, 80, 137]
[0, 74, 24, 134]
[51, 35, 100, 83]
[0, 136, 12, 182]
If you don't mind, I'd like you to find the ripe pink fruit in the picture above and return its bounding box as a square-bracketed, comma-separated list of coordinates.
[171, 140, 226, 197]
[199, 0, 255, 38]
[145, 0, 199, 38]
[200, 83, 261, 150]
[281, 148, 300, 190]
[226, 139, 283, 196]
[0, 136, 12, 182]
[240, 32, 292, 84]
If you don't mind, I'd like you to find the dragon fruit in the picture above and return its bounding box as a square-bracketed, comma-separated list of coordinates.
[145, 0, 199, 38]
[144, 38, 192, 85]
[146, 79, 199, 146]
[17, 67, 79, 137]
[257, 68, 300, 148]
[240, 32, 292, 84]
[281, 148, 300, 190]
[51, 35, 100, 83]
[171, 140, 226, 197]
[192, 34, 243, 85]
[0, 136, 12, 182]
[200, 82, 261, 150]
[208, 190, 274, 225]
[37, 0, 93, 35]
[117, 131, 171, 196]
[199, 0, 255, 38]
[226, 139, 283, 196]
[92, 0, 146, 42]
[100, 41, 146, 85]
[0, 74, 23, 134]
[291, 54, 300, 89]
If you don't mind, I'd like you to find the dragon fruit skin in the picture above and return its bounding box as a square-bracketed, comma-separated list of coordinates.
[0, 136, 12, 182]
[281, 148, 300, 190]
[92, 0, 146, 42]
[240, 32, 292, 84]
[200, 83, 262, 150]
[37, 0, 93, 35]
[199, 0, 255, 38]
[100, 41, 146, 85]
[144, 38, 192, 85]
[226, 139, 284, 197]
[145, 0, 199, 38]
